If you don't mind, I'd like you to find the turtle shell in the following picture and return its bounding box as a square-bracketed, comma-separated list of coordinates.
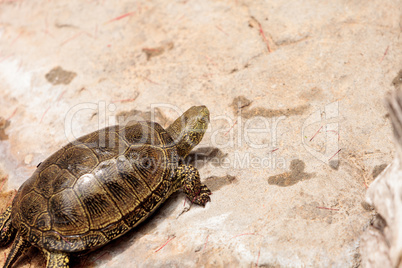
[10, 121, 178, 252]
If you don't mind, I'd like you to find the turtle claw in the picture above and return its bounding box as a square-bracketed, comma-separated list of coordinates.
[191, 184, 211, 206]
[192, 193, 211, 207]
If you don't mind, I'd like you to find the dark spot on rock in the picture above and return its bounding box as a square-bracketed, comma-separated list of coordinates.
[230, 68, 238, 74]
[268, 159, 315, 187]
[241, 105, 309, 119]
[353, 252, 361, 267]
[392, 69, 402, 88]
[230, 96, 252, 113]
[329, 160, 339, 170]
[372, 164, 388, 179]
[204, 175, 237, 192]
[292, 201, 334, 222]
[142, 42, 174, 60]
[230, 96, 309, 118]
[0, 117, 10, 140]
[45, 66, 77, 85]
[55, 23, 77, 29]
[186, 147, 228, 168]
[116, 108, 168, 128]
[372, 214, 386, 231]
[361, 201, 373, 211]
[298, 87, 323, 101]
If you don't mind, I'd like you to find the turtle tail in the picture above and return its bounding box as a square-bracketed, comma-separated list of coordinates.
[0, 206, 16, 246]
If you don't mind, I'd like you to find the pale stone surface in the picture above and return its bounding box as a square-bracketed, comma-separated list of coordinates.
[0, 0, 401, 267]
[361, 85, 402, 268]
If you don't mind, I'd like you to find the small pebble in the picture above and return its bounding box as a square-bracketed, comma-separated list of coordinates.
[24, 154, 33, 165]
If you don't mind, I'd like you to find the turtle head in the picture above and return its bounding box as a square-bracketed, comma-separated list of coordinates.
[166, 106, 210, 158]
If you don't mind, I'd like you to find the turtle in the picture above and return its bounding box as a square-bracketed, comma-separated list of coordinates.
[0, 105, 211, 268]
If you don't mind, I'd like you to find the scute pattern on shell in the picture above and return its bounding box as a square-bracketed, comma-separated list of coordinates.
[10, 121, 177, 252]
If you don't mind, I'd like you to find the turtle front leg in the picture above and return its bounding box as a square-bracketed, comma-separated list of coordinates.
[45, 250, 70, 268]
[175, 164, 211, 206]
[0, 206, 16, 246]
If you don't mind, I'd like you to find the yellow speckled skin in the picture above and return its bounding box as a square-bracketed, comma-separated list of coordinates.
[46, 251, 69, 268]
[0, 106, 210, 268]
[0, 207, 14, 246]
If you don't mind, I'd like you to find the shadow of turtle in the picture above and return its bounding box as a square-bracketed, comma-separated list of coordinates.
[268, 159, 315, 187]
[184, 147, 228, 169]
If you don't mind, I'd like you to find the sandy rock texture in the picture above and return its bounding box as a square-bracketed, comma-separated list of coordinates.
[361, 78, 402, 268]
[0, 0, 401, 267]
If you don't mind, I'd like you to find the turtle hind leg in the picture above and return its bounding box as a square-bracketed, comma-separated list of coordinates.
[0, 206, 16, 246]
[176, 164, 211, 206]
[45, 250, 70, 268]
[2, 233, 30, 268]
